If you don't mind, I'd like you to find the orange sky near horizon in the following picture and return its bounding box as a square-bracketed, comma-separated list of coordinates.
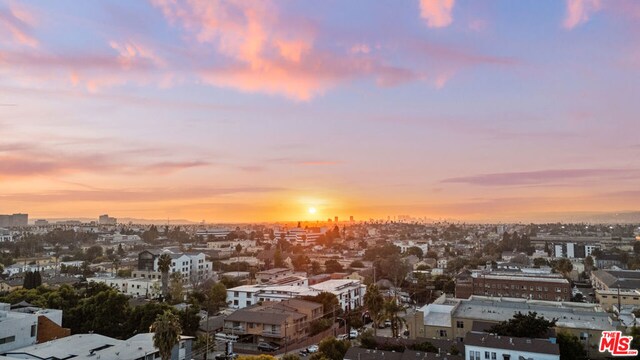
[1, 0, 640, 223]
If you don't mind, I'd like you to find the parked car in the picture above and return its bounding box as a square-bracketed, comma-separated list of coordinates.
[349, 329, 359, 339]
[384, 320, 392, 327]
[337, 333, 349, 340]
[257, 342, 280, 352]
[307, 344, 319, 353]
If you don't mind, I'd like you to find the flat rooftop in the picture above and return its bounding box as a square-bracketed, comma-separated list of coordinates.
[454, 296, 615, 331]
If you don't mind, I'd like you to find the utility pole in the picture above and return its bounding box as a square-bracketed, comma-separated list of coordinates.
[284, 320, 288, 355]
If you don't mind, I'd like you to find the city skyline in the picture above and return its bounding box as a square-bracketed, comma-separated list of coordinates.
[2, 0, 640, 222]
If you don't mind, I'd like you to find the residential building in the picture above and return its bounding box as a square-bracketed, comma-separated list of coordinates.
[222, 299, 323, 345]
[0, 228, 12, 243]
[455, 271, 571, 301]
[227, 279, 366, 311]
[464, 332, 560, 360]
[595, 289, 640, 311]
[393, 240, 429, 254]
[87, 277, 160, 298]
[0, 302, 67, 353]
[408, 295, 617, 354]
[0, 333, 193, 360]
[591, 269, 640, 291]
[256, 268, 294, 284]
[137, 249, 213, 283]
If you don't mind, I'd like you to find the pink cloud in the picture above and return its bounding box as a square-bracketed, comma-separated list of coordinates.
[419, 0, 455, 28]
[0, 2, 38, 47]
[563, 0, 602, 29]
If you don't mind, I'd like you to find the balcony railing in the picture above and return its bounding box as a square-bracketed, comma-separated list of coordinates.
[222, 326, 246, 334]
[261, 330, 284, 338]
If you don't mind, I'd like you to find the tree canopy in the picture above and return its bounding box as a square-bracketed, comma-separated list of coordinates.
[488, 311, 556, 339]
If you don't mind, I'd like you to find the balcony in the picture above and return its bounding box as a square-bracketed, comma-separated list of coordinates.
[223, 326, 246, 334]
[262, 330, 284, 338]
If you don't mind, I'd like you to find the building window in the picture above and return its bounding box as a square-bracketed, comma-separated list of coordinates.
[233, 300, 238, 306]
[456, 321, 464, 328]
[246, 301, 252, 306]
[0, 336, 15, 344]
[234, 291, 239, 297]
[31, 324, 36, 337]
[492, 353, 497, 360]
[485, 351, 490, 359]
[439, 330, 447, 337]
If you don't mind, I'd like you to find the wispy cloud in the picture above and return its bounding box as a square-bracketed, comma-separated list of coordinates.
[419, 0, 455, 28]
[0, 2, 38, 47]
[563, 0, 602, 29]
[442, 168, 640, 186]
[0, 186, 285, 203]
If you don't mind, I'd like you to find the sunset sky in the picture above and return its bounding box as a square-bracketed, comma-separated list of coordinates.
[1, 0, 640, 223]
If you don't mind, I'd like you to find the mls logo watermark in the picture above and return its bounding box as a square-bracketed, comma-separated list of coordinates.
[599, 331, 638, 356]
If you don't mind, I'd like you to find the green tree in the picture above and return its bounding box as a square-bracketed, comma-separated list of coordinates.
[207, 282, 228, 313]
[169, 272, 184, 304]
[533, 258, 549, 267]
[406, 246, 424, 259]
[584, 255, 594, 272]
[363, 284, 384, 335]
[158, 253, 172, 301]
[349, 260, 364, 268]
[553, 258, 573, 277]
[324, 259, 343, 273]
[383, 299, 406, 338]
[152, 310, 182, 360]
[274, 248, 285, 268]
[557, 331, 587, 360]
[316, 336, 351, 360]
[489, 312, 556, 339]
[292, 254, 310, 271]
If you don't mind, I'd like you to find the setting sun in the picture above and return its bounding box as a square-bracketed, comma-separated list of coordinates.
[308, 207, 317, 214]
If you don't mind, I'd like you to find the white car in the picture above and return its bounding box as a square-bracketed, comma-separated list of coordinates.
[307, 345, 319, 353]
[349, 329, 359, 339]
[337, 334, 349, 340]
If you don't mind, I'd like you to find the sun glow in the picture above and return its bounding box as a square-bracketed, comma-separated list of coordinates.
[308, 207, 317, 214]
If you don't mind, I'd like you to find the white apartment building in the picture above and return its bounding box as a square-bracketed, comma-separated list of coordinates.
[87, 277, 160, 298]
[0, 228, 13, 242]
[437, 259, 448, 269]
[310, 279, 366, 311]
[227, 279, 366, 311]
[393, 240, 428, 254]
[0, 303, 64, 353]
[150, 251, 213, 282]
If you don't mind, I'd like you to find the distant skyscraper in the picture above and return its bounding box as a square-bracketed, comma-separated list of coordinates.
[99, 214, 117, 225]
[0, 213, 28, 227]
[350, 216, 354, 222]
[334, 216, 339, 223]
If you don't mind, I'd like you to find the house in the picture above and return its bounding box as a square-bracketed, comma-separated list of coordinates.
[222, 299, 323, 345]
[0, 279, 23, 292]
[256, 268, 294, 284]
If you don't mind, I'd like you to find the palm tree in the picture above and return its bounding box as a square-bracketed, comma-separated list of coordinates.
[158, 254, 172, 301]
[383, 299, 407, 338]
[151, 310, 182, 360]
[364, 284, 384, 335]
